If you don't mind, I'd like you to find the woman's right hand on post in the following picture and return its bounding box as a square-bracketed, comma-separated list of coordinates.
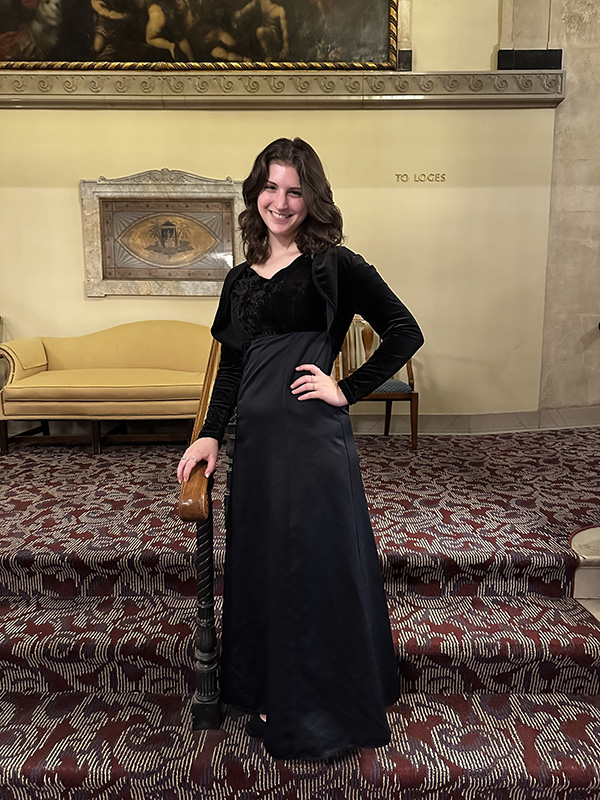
[177, 437, 219, 483]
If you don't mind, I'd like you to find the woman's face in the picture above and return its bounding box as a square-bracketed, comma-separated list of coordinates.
[257, 161, 308, 244]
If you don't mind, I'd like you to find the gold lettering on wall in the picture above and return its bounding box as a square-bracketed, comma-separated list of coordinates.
[395, 173, 447, 183]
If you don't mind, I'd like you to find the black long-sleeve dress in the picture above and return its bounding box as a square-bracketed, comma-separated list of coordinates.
[200, 248, 423, 760]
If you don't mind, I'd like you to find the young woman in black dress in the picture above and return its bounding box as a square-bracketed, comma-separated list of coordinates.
[177, 137, 423, 760]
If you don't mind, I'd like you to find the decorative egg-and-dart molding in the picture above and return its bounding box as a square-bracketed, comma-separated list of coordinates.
[0, 69, 564, 109]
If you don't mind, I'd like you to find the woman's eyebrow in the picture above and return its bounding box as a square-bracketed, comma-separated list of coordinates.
[264, 181, 302, 191]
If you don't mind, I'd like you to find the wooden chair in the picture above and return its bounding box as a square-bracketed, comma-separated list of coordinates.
[339, 318, 419, 448]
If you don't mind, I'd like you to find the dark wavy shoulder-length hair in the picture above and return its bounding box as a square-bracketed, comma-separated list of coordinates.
[239, 137, 344, 265]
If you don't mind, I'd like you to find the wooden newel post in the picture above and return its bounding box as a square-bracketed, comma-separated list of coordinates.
[175, 339, 222, 731]
[192, 481, 221, 730]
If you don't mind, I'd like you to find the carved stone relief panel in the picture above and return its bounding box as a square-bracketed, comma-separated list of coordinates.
[80, 170, 244, 297]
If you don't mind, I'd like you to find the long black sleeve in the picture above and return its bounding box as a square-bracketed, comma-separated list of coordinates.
[197, 343, 243, 443]
[336, 254, 424, 404]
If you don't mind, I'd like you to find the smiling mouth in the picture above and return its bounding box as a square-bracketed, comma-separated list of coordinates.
[270, 210, 293, 220]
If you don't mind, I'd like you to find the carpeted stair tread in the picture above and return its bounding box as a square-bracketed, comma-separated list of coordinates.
[357, 431, 600, 598]
[389, 595, 600, 694]
[0, 691, 598, 800]
[378, 539, 578, 599]
[0, 596, 195, 693]
[0, 538, 199, 599]
[2, 436, 600, 798]
[0, 446, 209, 599]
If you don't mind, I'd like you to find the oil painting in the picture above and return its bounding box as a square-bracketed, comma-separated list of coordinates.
[0, 0, 396, 68]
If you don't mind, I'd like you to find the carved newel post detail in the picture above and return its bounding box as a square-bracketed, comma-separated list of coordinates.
[189, 414, 236, 730]
[175, 338, 224, 730]
[191, 474, 221, 730]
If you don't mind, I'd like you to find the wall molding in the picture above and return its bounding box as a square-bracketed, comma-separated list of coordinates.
[351, 405, 600, 436]
[0, 69, 565, 110]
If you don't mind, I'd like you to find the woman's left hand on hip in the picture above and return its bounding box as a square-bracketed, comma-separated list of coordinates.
[291, 363, 348, 407]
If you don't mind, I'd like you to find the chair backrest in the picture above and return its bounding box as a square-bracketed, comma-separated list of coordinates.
[337, 317, 414, 389]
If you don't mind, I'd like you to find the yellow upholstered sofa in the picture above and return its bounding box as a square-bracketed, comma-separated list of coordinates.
[0, 320, 211, 453]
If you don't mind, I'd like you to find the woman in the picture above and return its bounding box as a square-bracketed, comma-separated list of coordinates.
[177, 138, 423, 760]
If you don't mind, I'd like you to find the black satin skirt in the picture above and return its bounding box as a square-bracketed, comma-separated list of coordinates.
[220, 330, 398, 760]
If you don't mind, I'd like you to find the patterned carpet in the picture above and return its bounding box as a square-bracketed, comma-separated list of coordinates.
[0, 429, 599, 799]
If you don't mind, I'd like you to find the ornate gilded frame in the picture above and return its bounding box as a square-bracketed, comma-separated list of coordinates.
[81, 169, 244, 297]
[0, 0, 399, 72]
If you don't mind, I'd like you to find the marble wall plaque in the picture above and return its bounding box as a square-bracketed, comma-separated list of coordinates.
[80, 169, 244, 297]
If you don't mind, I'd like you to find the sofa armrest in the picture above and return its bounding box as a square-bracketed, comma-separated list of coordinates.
[0, 338, 48, 385]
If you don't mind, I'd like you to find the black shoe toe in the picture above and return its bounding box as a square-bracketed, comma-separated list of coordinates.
[245, 715, 267, 739]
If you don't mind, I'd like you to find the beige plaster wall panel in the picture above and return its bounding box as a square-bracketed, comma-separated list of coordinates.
[0, 0, 568, 417]
[541, 0, 600, 409]
[412, 0, 500, 71]
[513, 0, 552, 50]
[500, 0, 515, 50]
[0, 106, 555, 416]
[501, 0, 564, 50]
[549, 0, 566, 49]
[398, 0, 413, 51]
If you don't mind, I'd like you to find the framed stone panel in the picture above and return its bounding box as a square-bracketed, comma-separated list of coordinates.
[81, 169, 244, 297]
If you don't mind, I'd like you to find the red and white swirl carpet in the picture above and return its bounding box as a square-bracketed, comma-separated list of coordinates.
[0, 429, 599, 799]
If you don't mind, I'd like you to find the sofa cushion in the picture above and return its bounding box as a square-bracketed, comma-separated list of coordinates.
[4, 369, 204, 402]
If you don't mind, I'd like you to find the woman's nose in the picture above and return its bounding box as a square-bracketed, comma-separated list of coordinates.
[274, 190, 288, 208]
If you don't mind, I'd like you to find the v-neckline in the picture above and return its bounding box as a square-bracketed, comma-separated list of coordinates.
[249, 253, 305, 281]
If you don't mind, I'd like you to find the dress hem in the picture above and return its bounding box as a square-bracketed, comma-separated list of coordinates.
[265, 734, 391, 761]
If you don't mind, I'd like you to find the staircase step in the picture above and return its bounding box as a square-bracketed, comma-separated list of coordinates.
[358, 430, 596, 599]
[0, 596, 195, 693]
[0, 691, 598, 799]
[0, 530, 199, 599]
[391, 595, 600, 695]
[0, 445, 212, 599]
[377, 527, 578, 599]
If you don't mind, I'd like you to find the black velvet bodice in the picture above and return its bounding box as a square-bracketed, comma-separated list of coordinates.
[199, 247, 424, 443]
[230, 255, 327, 343]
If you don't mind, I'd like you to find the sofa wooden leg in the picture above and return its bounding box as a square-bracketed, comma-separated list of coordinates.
[41, 421, 50, 436]
[91, 421, 102, 454]
[0, 420, 8, 454]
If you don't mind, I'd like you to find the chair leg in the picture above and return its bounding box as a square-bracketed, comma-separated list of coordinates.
[0, 420, 8, 454]
[91, 421, 102, 454]
[384, 400, 393, 436]
[410, 394, 419, 450]
[41, 420, 50, 436]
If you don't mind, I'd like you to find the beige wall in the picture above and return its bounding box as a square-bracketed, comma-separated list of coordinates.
[412, 0, 500, 70]
[0, 0, 562, 417]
